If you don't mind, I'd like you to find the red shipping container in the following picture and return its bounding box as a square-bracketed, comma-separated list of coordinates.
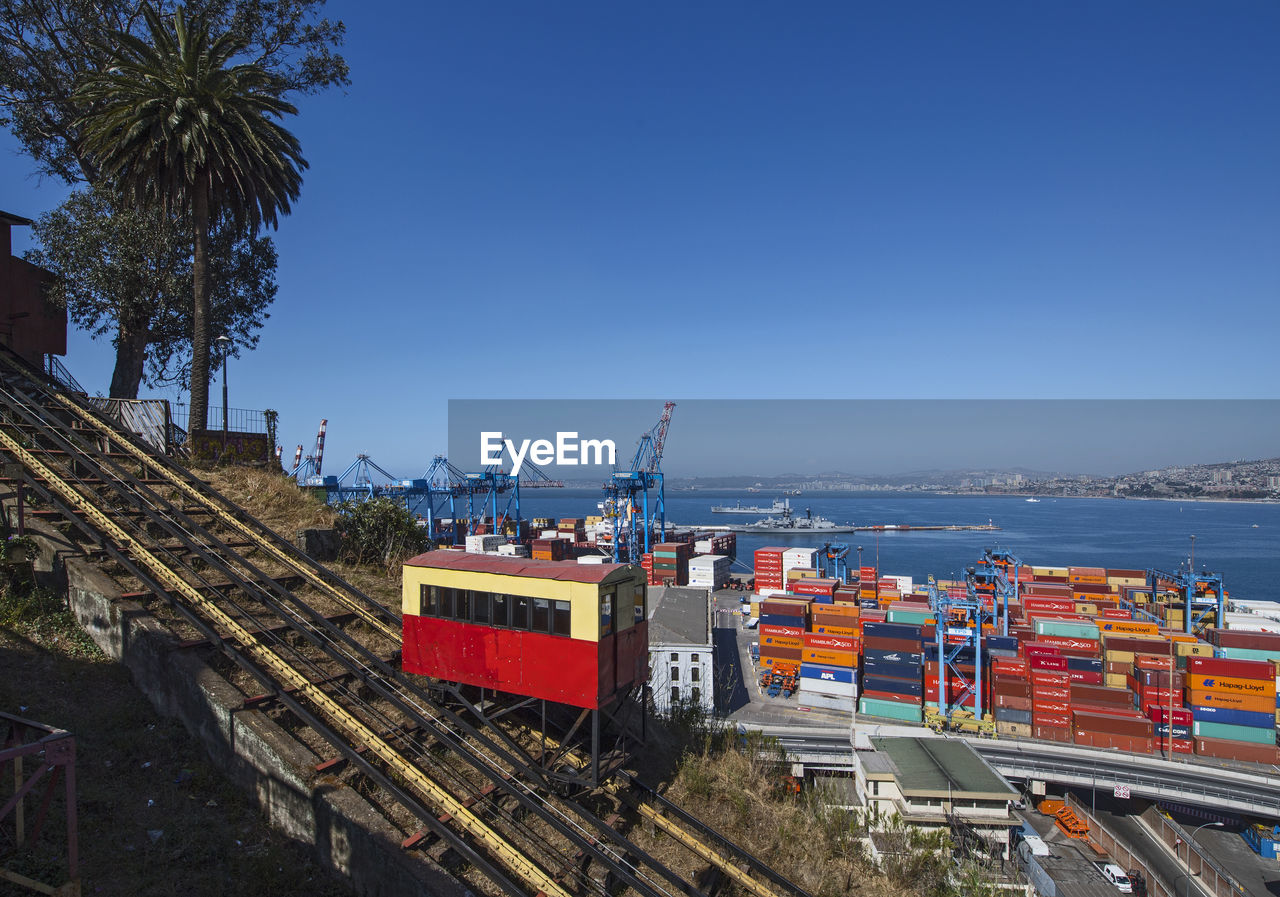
[1148, 707, 1192, 725]
[1037, 635, 1101, 653]
[1034, 699, 1071, 715]
[1034, 725, 1073, 743]
[993, 690, 1034, 706]
[759, 624, 805, 639]
[1022, 641, 1062, 657]
[1070, 684, 1133, 707]
[1194, 737, 1280, 765]
[1033, 711, 1071, 728]
[1034, 687, 1071, 703]
[1072, 709, 1152, 738]
[1030, 655, 1069, 671]
[1030, 670, 1070, 688]
[1074, 730, 1154, 753]
[1067, 670, 1105, 685]
[1024, 597, 1076, 613]
[1186, 656, 1276, 681]
[1155, 736, 1194, 755]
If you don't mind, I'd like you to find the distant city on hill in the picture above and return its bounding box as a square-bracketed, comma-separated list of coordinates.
[622, 457, 1280, 500]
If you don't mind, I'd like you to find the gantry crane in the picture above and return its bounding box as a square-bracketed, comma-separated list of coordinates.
[287, 419, 327, 485]
[604, 402, 675, 564]
[1146, 565, 1225, 635]
[926, 568, 997, 735]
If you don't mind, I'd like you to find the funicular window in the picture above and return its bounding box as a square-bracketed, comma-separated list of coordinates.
[552, 600, 571, 636]
[491, 593, 509, 627]
[600, 590, 616, 637]
[437, 587, 455, 618]
[472, 591, 491, 624]
[513, 595, 531, 630]
[532, 598, 551, 633]
[455, 589, 472, 621]
[421, 584, 438, 616]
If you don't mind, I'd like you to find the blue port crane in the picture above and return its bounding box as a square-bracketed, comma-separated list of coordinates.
[1145, 564, 1225, 635]
[977, 547, 1021, 637]
[817, 542, 852, 584]
[604, 402, 675, 564]
[927, 567, 996, 731]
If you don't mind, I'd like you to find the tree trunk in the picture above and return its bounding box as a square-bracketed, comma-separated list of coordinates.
[189, 179, 211, 431]
[108, 313, 149, 399]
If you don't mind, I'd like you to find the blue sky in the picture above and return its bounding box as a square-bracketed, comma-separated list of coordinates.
[3, 2, 1278, 476]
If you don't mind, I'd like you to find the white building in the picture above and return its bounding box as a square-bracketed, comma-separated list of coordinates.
[647, 586, 714, 715]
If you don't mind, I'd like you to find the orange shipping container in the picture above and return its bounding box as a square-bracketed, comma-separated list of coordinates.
[1186, 675, 1276, 697]
[803, 648, 857, 666]
[815, 604, 861, 619]
[760, 635, 804, 651]
[1098, 620, 1161, 638]
[1185, 690, 1276, 714]
[812, 623, 859, 637]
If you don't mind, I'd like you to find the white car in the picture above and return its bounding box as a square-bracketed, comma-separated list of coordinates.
[1100, 863, 1132, 893]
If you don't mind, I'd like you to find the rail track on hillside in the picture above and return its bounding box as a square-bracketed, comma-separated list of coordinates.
[0, 349, 813, 897]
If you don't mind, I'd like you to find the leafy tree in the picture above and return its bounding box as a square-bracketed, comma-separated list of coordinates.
[26, 186, 276, 398]
[0, 0, 343, 398]
[0, 0, 346, 183]
[75, 6, 306, 430]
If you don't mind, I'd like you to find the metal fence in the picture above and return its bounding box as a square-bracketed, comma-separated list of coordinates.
[171, 405, 271, 436]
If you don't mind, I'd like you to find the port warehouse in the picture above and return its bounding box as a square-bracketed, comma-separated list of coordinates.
[749, 547, 1280, 765]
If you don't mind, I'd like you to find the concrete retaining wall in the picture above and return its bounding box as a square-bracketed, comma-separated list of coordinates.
[10, 507, 464, 897]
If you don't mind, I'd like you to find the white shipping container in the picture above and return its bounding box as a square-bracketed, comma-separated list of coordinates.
[578, 556, 607, 565]
[497, 543, 530, 557]
[539, 529, 559, 539]
[799, 678, 858, 698]
[798, 692, 856, 713]
[694, 539, 714, 554]
[783, 547, 817, 566]
[689, 554, 731, 570]
[466, 534, 504, 553]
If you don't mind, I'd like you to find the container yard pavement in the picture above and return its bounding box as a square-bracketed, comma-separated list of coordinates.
[1165, 814, 1280, 897]
[712, 590, 856, 727]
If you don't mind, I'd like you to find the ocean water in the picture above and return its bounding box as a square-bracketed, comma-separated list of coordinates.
[503, 490, 1280, 602]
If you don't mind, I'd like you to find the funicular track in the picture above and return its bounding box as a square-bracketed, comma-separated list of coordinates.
[0, 350, 813, 897]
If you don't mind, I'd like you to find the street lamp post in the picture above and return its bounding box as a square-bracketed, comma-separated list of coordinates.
[215, 335, 231, 456]
[1183, 821, 1223, 897]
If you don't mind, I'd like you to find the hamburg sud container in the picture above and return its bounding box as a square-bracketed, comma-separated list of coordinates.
[758, 596, 808, 669]
[753, 547, 786, 592]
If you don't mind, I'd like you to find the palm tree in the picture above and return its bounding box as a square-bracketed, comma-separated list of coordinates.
[74, 6, 306, 431]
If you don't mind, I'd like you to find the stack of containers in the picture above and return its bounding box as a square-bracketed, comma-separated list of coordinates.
[651, 542, 692, 586]
[693, 532, 737, 558]
[558, 518, 586, 542]
[992, 656, 1033, 736]
[797, 602, 859, 712]
[783, 547, 819, 585]
[1026, 643, 1073, 743]
[859, 621, 924, 723]
[923, 648, 981, 715]
[531, 539, 568, 562]
[496, 543, 531, 558]
[1211, 629, 1280, 664]
[688, 554, 731, 590]
[640, 552, 655, 585]
[753, 547, 786, 593]
[758, 596, 809, 671]
[1185, 657, 1280, 763]
[858, 567, 878, 604]
[465, 534, 504, 554]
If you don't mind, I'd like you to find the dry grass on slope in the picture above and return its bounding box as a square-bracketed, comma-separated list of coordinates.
[195, 465, 336, 534]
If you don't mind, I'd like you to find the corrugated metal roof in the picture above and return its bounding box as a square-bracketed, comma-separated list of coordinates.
[405, 549, 632, 583]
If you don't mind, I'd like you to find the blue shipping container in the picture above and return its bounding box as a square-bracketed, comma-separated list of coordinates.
[758, 614, 806, 628]
[800, 663, 856, 684]
[1190, 704, 1277, 729]
[862, 674, 923, 697]
[994, 708, 1032, 725]
[862, 621, 923, 640]
[862, 659, 923, 681]
[864, 648, 925, 666]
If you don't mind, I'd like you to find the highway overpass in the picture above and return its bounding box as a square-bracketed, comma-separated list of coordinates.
[748, 723, 1280, 820]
